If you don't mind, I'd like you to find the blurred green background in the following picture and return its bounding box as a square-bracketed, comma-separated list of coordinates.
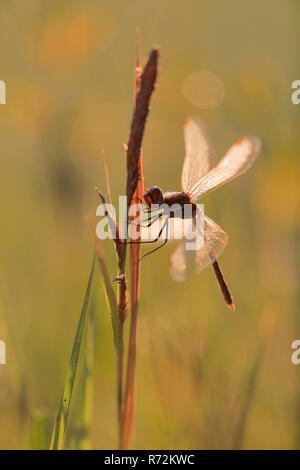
[0, 0, 299, 449]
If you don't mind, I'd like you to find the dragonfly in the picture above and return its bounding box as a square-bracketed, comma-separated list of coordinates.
[129, 117, 261, 310]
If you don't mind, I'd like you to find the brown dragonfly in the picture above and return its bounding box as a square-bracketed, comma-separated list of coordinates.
[130, 117, 261, 310]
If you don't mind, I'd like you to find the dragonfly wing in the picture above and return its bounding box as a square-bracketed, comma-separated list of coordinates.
[188, 136, 261, 201]
[181, 117, 213, 194]
[169, 214, 229, 282]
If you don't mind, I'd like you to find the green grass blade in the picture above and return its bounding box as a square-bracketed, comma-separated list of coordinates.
[75, 304, 95, 450]
[50, 255, 95, 450]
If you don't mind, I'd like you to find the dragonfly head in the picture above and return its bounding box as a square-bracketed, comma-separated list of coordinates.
[143, 186, 163, 207]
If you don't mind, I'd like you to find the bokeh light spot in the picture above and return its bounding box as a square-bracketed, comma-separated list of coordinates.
[182, 70, 225, 109]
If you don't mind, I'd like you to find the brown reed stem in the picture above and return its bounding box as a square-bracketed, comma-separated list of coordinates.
[115, 219, 128, 450]
[122, 42, 159, 449]
[126, 46, 159, 208]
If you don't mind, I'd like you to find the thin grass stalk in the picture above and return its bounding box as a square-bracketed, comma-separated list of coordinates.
[50, 256, 95, 450]
[94, 238, 119, 348]
[102, 149, 112, 206]
[101, 150, 128, 449]
[115, 226, 128, 450]
[122, 44, 159, 449]
[77, 303, 95, 450]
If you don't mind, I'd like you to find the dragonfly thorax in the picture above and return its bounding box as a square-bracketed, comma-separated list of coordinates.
[163, 191, 191, 208]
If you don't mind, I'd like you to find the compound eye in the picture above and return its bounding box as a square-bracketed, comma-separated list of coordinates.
[149, 187, 163, 205]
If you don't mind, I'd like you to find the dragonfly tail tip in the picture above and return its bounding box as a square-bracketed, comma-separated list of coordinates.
[228, 302, 236, 311]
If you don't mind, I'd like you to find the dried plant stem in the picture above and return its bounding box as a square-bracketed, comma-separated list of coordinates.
[96, 43, 158, 449]
[122, 38, 142, 451]
[94, 183, 127, 449]
[102, 149, 112, 206]
[122, 43, 159, 449]
[126, 47, 159, 208]
[95, 238, 124, 448]
[116, 252, 127, 449]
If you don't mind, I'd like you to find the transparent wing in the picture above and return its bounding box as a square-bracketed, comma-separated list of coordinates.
[181, 117, 213, 194]
[187, 136, 261, 201]
[169, 214, 229, 282]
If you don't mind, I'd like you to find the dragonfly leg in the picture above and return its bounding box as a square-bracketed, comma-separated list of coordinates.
[141, 218, 169, 260]
[131, 211, 162, 228]
[123, 215, 166, 245]
[141, 212, 162, 228]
